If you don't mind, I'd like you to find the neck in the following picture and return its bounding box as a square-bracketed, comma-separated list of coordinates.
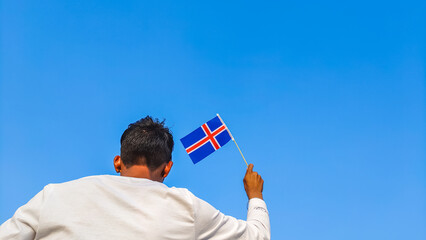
[120, 164, 164, 182]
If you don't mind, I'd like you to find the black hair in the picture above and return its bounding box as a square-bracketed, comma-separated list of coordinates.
[120, 116, 174, 170]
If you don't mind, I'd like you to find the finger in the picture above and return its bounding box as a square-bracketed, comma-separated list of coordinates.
[247, 164, 254, 173]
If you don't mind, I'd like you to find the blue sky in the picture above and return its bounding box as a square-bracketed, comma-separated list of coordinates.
[1, 1, 425, 239]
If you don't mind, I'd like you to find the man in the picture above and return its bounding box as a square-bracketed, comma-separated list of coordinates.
[0, 116, 270, 239]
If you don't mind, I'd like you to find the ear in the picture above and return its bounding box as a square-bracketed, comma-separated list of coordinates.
[113, 155, 122, 174]
[162, 161, 173, 179]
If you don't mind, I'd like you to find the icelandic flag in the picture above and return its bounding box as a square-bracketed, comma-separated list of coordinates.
[180, 114, 233, 164]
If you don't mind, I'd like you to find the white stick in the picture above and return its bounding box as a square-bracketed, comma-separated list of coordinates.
[233, 139, 248, 167]
[217, 114, 248, 167]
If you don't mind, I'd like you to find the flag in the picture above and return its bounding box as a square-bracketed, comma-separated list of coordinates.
[180, 115, 232, 164]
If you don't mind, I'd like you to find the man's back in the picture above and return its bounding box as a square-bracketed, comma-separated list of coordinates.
[0, 175, 270, 240]
[1, 117, 270, 239]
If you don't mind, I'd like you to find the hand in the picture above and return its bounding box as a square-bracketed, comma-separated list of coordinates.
[243, 164, 264, 200]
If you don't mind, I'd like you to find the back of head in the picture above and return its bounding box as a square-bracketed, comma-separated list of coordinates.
[120, 116, 174, 171]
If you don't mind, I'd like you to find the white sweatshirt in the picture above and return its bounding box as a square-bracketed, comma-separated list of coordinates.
[0, 175, 270, 240]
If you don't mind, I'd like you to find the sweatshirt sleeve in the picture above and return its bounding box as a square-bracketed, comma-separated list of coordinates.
[0, 185, 50, 240]
[191, 192, 270, 240]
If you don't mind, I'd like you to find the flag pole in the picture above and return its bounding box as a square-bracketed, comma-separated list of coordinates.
[232, 139, 249, 167]
[216, 114, 249, 167]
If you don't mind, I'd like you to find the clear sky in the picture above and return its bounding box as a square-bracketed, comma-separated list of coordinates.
[1, 1, 425, 239]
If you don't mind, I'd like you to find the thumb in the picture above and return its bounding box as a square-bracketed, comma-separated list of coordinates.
[246, 164, 254, 173]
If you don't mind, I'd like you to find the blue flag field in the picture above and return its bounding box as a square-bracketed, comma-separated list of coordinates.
[180, 115, 232, 164]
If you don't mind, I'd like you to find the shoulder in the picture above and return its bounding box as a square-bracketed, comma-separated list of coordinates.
[41, 175, 113, 195]
[168, 187, 214, 210]
[168, 186, 196, 202]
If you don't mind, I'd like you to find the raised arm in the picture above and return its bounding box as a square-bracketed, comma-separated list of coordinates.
[193, 164, 270, 240]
